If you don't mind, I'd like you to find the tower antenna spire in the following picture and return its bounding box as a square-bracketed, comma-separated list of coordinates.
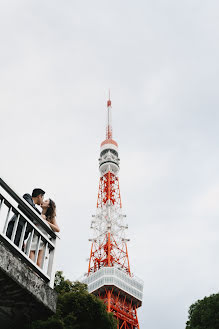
[106, 89, 112, 139]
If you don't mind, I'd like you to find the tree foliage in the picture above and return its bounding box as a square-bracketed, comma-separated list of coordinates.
[186, 293, 219, 329]
[31, 271, 117, 329]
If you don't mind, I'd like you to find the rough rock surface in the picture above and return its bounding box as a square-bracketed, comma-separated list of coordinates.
[0, 239, 57, 328]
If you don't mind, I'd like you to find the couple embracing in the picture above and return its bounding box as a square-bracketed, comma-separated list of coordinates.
[6, 188, 60, 267]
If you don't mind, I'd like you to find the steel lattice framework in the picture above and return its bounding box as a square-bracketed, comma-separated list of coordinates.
[83, 97, 143, 329]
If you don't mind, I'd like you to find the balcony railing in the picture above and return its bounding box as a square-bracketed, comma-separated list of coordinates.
[0, 178, 58, 287]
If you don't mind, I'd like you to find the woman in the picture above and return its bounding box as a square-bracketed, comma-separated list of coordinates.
[29, 199, 60, 267]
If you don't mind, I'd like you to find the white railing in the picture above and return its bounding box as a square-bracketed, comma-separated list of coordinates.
[0, 178, 58, 287]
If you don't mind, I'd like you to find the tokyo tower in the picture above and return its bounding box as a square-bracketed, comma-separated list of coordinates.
[83, 97, 143, 329]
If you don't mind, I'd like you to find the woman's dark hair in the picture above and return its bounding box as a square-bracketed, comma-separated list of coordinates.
[45, 199, 56, 222]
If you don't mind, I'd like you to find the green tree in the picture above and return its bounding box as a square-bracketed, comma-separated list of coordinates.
[31, 271, 117, 329]
[186, 293, 219, 329]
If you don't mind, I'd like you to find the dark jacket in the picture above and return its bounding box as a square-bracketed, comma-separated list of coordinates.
[22, 194, 41, 215]
[10, 193, 41, 223]
[6, 193, 41, 244]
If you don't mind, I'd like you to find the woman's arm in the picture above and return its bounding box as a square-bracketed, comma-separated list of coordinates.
[48, 217, 60, 233]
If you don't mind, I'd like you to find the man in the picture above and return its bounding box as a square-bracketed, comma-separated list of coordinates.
[6, 188, 45, 247]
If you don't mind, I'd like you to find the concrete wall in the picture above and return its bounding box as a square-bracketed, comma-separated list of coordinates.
[0, 239, 57, 328]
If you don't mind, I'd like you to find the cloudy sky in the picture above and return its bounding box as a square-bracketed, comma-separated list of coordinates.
[1, 1, 219, 328]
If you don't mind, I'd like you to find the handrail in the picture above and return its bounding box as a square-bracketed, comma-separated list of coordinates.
[0, 194, 55, 250]
[0, 178, 57, 239]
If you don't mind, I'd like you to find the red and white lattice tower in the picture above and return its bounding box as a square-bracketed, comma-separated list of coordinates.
[83, 97, 143, 329]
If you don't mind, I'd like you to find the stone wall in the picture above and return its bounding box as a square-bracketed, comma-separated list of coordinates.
[0, 239, 57, 328]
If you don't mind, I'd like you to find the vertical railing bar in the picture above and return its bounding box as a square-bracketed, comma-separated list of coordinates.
[0, 198, 4, 225]
[47, 238, 56, 279]
[19, 221, 27, 250]
[26, 229, 34, 257]
[3, 206, 12, 234]
[0, 198, 4, 216]
[34, 236, 41, 264]
[40, 241, 48, 271]
[11, 214, 20, 243]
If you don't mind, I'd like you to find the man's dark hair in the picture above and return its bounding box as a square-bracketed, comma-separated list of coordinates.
[32, 188, 45, 198]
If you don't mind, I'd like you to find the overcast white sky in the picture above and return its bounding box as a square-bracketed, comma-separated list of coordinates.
[1, 1, 219, 328]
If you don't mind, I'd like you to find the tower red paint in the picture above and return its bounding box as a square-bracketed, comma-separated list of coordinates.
[83, 97, 143, 329]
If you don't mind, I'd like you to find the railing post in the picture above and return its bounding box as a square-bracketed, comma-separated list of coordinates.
[0, 198, 4, 216]
[11, 214, 20, 244]
[34, 236, 41, 264]
[3, 206, 12, 234]
[19, 222, 27, 250]
[47, 237, 57, 288]
[41, 242, 48, 271]
[26, 229, 34, 257]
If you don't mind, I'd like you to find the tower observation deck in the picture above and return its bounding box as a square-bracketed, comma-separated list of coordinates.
[82, 98, 143, 329]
